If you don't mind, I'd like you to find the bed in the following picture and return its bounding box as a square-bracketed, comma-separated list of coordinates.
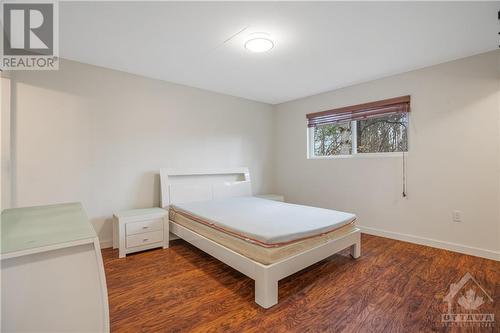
[160, 168, 361, 308]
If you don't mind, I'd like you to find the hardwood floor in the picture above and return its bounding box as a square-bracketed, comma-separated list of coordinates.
[102, 234, 499, 333]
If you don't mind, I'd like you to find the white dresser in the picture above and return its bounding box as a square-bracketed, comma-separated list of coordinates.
[113, 207, 168, 258]
[1, 203, 109, 332]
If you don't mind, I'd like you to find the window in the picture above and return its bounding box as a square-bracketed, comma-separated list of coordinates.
[307, 96, 410, 157]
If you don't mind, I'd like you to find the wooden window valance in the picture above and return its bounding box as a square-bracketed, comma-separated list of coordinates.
[306, 95, 411, 127]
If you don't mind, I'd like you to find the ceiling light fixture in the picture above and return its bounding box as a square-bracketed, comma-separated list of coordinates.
[244, 33, 274, 53]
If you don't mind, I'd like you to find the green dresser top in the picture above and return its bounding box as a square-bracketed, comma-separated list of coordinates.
[1, 202, 96, 256]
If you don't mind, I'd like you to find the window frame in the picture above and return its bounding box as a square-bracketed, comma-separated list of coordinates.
[306, 95, 410, 159]
[307, 116, 409, 159]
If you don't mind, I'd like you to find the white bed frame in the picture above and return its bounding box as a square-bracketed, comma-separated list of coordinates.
[160, 167, 361, 308]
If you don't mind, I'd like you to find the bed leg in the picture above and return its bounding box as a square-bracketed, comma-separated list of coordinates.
[350, 234, 361, 259]
[255, 272, 278, 309]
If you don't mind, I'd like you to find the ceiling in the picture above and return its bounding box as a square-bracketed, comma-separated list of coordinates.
[60, 2, 499, 104]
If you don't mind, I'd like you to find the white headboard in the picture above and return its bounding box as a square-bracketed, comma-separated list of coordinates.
[159, 168, 252, 208]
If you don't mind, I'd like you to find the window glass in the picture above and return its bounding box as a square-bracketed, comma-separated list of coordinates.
[313, 121, 352, 156]
[356, 113, 408, 153]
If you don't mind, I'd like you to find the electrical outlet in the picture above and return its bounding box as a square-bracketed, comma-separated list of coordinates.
[452, 210, 462, 223]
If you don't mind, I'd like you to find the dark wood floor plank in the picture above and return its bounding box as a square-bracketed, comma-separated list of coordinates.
[102, 234, 500, 333]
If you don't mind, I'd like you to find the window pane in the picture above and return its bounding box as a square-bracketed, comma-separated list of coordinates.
[356, 113, 408, 153]
[313, 121, 352, 156]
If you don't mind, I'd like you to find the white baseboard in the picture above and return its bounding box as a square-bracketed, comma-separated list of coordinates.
[99, 239, 113, 249]
[99, 227, 499, 261]
[358, 225, 500, 262]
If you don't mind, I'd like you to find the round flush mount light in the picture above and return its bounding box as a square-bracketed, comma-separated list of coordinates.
[244, 33, 274, 53]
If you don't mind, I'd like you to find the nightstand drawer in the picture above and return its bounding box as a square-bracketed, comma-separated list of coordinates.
[126, 230, 163, 248]
[126, 218, 163, 235]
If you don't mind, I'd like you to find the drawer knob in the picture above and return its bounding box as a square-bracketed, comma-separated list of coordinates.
[142, 226, 149, 229]
[143, 238, 149, 242]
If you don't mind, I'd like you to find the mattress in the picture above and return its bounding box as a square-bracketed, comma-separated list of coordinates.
[171, 196, 356, 247]
[169, 197, 357, 265]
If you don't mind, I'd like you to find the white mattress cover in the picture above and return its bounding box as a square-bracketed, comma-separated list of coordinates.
[171, 196, 356, 245]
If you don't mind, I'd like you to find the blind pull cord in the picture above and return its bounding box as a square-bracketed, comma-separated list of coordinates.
[402, 150, 407, 198]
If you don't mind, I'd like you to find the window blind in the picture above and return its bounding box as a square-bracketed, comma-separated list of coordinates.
[306, 95, 411, 127]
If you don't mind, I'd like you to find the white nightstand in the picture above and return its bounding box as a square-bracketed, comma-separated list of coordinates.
[255, 194, 285, 202]
[113, 208, 168, 258]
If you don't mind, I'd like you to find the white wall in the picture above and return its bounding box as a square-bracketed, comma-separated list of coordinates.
[6, 59, 274, 245]
[1, 77, 10, 212]
[273, 51, 500, 260]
